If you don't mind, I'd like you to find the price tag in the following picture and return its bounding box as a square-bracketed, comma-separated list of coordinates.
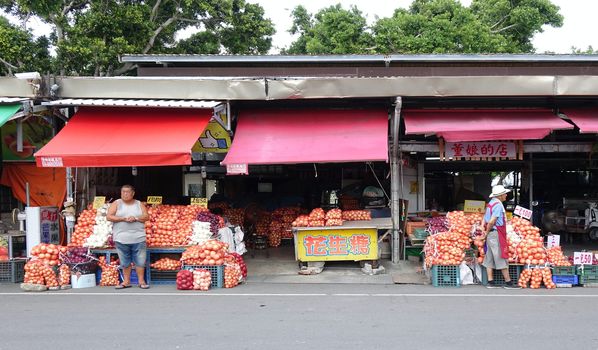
[574, 252, 594, 265]
[546, 234, 560, 248]
[92, 196, 106, 209]
[514, 205, 533, 220]
[146, 196, 162, 205]
[190, 197, 208, 208]
[464, 200, 486, 214]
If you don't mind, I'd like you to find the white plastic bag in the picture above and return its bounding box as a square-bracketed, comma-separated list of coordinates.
[460, 262, 474, 285]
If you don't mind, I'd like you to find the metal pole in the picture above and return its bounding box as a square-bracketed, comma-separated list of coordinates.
[391, 97, 403, 263]
[529, 153, 534, 224]
[25, 182, 30, 207]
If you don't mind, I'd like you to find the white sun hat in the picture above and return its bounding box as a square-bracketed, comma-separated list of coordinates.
[489, 185, 511, 198]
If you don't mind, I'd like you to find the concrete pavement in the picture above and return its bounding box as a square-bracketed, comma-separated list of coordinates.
[1, 282, 597, 350]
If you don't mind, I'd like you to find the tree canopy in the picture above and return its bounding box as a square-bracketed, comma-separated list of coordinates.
[286, 0, 563, 55]
[0, 0, 275, 76]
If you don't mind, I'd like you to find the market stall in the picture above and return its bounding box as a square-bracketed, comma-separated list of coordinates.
[401, 209, 596, 288]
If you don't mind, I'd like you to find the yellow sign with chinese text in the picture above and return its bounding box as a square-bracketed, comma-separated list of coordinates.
[295, 228, 378, 262]
[146, 196, 162, 205]
[464, 200, 486, 214]
[92, 196, 106, 209]
[190, 197, 208, 208]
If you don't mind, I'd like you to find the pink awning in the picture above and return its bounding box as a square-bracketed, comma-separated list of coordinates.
[560, 108, 598, 133]
[221, 109, 388, 166]
[403, 109, 573, 142]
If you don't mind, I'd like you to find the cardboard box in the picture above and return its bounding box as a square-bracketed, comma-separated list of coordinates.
[406, 221, 426, 235]
[71, 273, 96, 289]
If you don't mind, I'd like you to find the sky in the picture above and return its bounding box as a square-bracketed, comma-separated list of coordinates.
[8, 0, 598, 54]
[250, 0, 598, 54]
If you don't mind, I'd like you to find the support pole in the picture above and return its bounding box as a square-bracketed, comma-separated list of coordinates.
[529, 153, 534, 225]
[391, 97, 403, 263]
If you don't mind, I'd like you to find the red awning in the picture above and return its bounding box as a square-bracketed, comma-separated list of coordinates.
[35, 107, 212, 167]
[560, 108, 598, 133]
[403, 109, 573, 142]
[221, 109, 388, 166]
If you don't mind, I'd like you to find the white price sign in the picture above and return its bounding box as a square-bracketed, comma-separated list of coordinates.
[574, 252, 594, 265]
[546, 235, 560, 248]
[514, 205, 533, 220]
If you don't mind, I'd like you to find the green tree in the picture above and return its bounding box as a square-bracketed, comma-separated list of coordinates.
[2, 0, 275, 76]
[286, 0, 563, 54]
[470, 0, 563, 52]
[284, 4, 373, 54]
[373, 0, 512, 54]
[0, 16, 51, 76]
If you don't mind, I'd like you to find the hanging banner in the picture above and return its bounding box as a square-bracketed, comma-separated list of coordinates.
[441, 141, 518, 161]
[192, 108, 230, 153]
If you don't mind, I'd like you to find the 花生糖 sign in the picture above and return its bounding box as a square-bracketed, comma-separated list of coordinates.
[295, 228, 378, 262]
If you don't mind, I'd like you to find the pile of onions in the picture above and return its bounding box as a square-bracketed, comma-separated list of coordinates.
[70, 207, 97, 247]
[292, 215, 310, 227]
[83, 204, 113, 248]
[268, 220, 283, 247]
[511, 217, 541, 238]
[324, 209, 343, 227]
[546, 246, 572, 266]
[506, 227, 522, 263]
[516, 236, 547, 265]
[426, 216, 448, 235]
[192, 269, 212, 290]
[228, 252, 247, 278]
[98, 256, 120, 286]
[181, 240, 228, 265]
[342, 210, 371, 221]
[150, 257, 181, 271]
[24, 260, 58, 288]
[424, 231, 470, 267]
[189, 221, 213, 245]
[518, 268, 556, 289]
[273, 207, 299, 238]
[176, 270, 194, 290]
[58, 264, 71, 286]
[30, 243, 63, 267]
[224, 263, 242, 288]
[224, 208, 245, 226]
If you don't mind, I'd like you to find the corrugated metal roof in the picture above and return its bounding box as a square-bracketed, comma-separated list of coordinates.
[42, 98, 221, 108]
[0, 97, 29, 103]
[121, 54, 598, 64]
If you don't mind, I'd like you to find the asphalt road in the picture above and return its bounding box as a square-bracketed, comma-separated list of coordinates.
[1, 283, 597, 350]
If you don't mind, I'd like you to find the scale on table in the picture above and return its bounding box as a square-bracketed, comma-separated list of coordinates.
[321, 189, 340, 210]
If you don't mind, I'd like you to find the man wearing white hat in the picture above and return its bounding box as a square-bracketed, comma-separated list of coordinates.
[481, 185, 520, 289]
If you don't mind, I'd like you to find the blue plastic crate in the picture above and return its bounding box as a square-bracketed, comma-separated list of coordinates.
[150, 270, 178, 285]
[182, 265, 224, 288]
[552, 275, 578, 285]
[551, 266, 576, 276]
[96, 269, 139, 285]
[431, 265, 460, 287]
[481, 265, 522, 286]
[0, 259, 25, 283]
